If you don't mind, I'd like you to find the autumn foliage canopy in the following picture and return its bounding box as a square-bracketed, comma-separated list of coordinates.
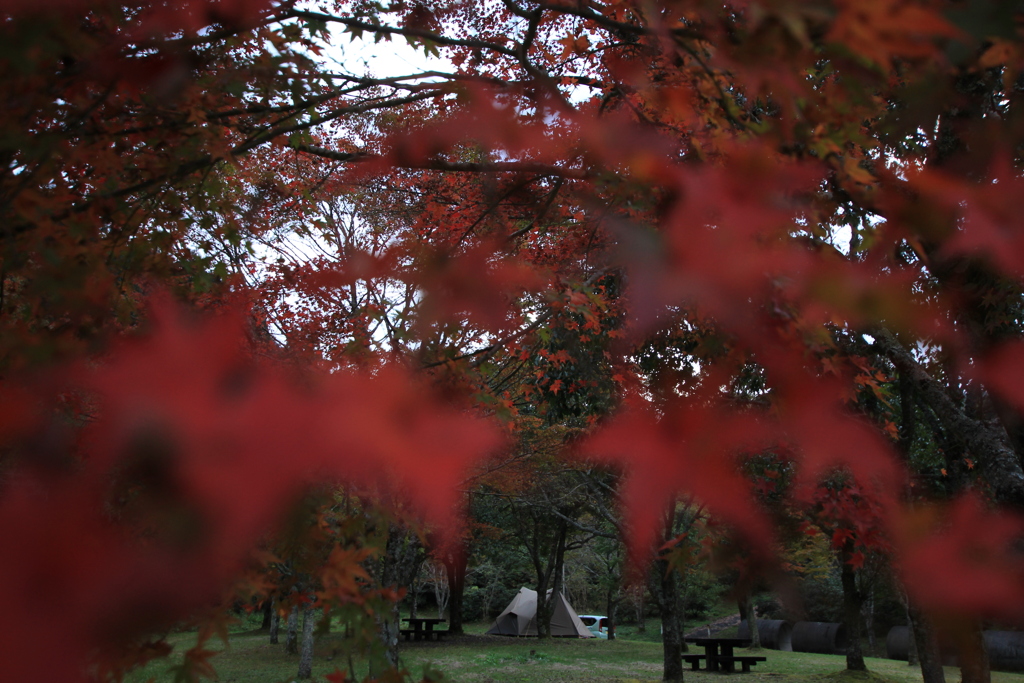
[2, 0, 1024, 680]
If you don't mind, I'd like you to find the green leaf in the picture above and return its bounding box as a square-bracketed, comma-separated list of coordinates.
[304, 17, 328, 36]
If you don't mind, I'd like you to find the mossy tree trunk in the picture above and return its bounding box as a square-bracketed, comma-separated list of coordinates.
[959, 622, 991, 683]
[650, 555, 685, 682]
[443, 550, 468, 635]
[269, 597, 280, 644]
[840, 546, 867, 672]
[739, 594, 760, 650]
[297, 602, 316, 679]
[285, 604, 299, 655]
[908, 603, 945, 683]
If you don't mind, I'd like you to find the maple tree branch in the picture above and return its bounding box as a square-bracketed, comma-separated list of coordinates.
[456, 174, 541, 244]
[401, 159, 587, 177]
[287, 145, 371, 164]
[158, 13, 285, 49]
[420, 308, 555, 369]
[421, 266, 610, 369]
[277, 9, 519, 58]
[872, 329, 1024, 509]
[487, 354, 534, 394]
[572, 470, 624, 533]
[673, 39, 747, 130]
[233, 90, 444, 154]
[87, 92, 447, 208]
[527, 1, 704, 41]
[510, 3, 546, 79]
[506, 176, 564, 242]
[501, 0, 577, 112]
[545, 504, 617, 540]
[458, 446, 549, 487]
[293, 144, 589, 178]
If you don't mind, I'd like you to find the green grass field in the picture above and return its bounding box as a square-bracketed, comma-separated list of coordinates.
[123, 620, 1024, 683]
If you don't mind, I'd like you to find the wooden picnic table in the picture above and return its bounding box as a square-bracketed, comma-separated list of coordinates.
[401, 617, 447, 642]
[683, 636, 765, 673]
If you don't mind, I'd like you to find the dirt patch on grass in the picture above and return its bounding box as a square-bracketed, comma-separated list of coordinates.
[401, 634, 541, 648]
[685, 612, 742, 638]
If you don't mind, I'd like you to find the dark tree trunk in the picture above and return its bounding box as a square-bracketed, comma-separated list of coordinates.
[960, 621, 991, 683]
[897, 367, 917, 459]
[297, 603, 315, 679]
[443, 550, 468, 635]
[903, 603, 918, 666]
[409, 563, 420, 620]
[375, 609, 401, 673]
[534, 568, 551, 638]
[637, 588, 646, 633]
[260, 599, 272, 631]
[876, 330, 1024, 509]
[863, 584, 876, 655]
[606, 584, 618, 641]
[840, 548, 867, 671]
[269, 597, 280, 644]
[532, 519, 567, 639]
[739, 595, 761, 650]
[285, 604, 299, 655]
[650, 558, 685, 682]
[908, 603, 945, 683]
[894, 371, 938, 682]
[370, 524, 424, 674]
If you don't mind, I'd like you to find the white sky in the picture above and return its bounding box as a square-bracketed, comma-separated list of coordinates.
[322, 24, 455, 80]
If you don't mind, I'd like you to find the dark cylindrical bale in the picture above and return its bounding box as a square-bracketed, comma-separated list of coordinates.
[985, 631, 1024, 672]
[887, 626, 1024, 669]
[888, 625, 967, 666]
[791, 621, 849, 655]
[737, 620, 794, 651]
[886, 626, 913, 660]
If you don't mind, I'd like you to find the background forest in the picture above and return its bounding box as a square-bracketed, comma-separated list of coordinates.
[2, 1, 1024, 682]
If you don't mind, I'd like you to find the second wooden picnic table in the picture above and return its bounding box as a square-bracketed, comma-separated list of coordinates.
[683, 636, 765, 673]
[401, 617, 447, 641]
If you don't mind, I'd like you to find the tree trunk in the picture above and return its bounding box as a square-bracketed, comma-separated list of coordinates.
[443, 550, 468, 635]
[903, 603, 918, 666]
[285, 604, 299, 655]
[650, 558, 685, 682]
[876, 330, 1024, 509]
[533, 520, 567, 639]
[637, 587, 646, 633]
[269, 597, 280, 644]
[410, 577, 418, 620]
[960, 621, 991, 683]
[374, 605, 401, 674]
[370, 524, 424, 673]
[431, 562, 450, 620]
[740, 595, 761, 649]
[840, 549, 867, 671]
[535, 569, 551, 639]
[863, 584, 876, 655]
[908, 603, 945, 683]
[260, 599, 272, 631]
[297, 603, 315, 679]
[606, 584, 618, 641]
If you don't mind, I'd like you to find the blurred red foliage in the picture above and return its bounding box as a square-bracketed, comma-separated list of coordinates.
[2, 0, 1024, 680]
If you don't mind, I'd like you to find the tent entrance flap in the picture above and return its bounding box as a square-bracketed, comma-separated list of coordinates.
[485, 588, 594, 638]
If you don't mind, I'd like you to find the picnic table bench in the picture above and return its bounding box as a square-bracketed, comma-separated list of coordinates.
[401, 617, 447, 642]
[682, 653, 706, 670]
[683, 637, 767, 673]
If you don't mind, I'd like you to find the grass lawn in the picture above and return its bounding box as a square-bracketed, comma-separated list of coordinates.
[123, 623, 1024, 683]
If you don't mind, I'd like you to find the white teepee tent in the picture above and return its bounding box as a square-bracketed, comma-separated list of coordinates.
[485, 587, 594, 638]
